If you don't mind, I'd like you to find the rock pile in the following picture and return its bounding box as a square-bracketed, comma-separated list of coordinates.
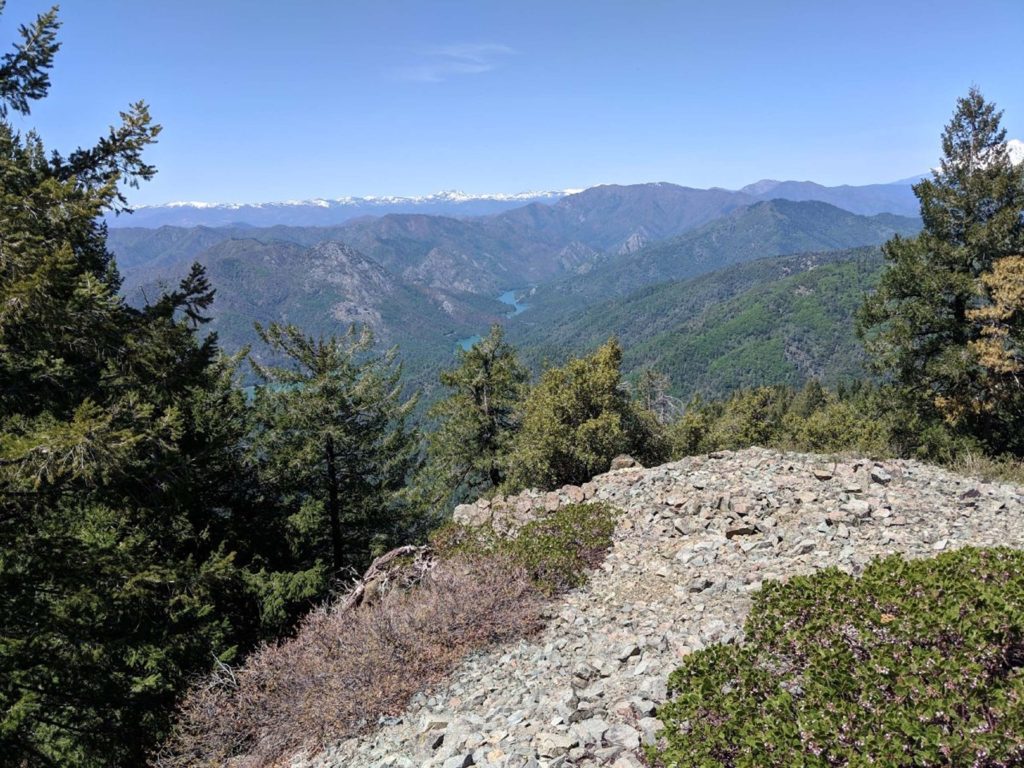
[299, 448, 1024, 768]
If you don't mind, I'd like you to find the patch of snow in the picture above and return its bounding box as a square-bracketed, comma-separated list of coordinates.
[139, 188, 578, 211]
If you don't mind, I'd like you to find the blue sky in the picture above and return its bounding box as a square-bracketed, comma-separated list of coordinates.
[5, 0, 1023, 205]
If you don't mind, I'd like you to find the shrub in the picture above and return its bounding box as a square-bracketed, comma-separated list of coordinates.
[433, 502, 617, 595]
[503, 339, 668, 491]
[784, 396, 893, 456]
[649, 547, 1024, 768]
[705, 385, 792, 450]
[157, 556, 541, 767]
[160, 502, 617, 766]
[668, 394, 722, 457]
[509, 503, 617, 594]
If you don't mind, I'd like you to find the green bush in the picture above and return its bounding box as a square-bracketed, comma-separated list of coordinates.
[503, 339, 668, 492]
[432, 502, 616, 595]
[649, 547, 1024, 768]
[705, 386, 792, 450]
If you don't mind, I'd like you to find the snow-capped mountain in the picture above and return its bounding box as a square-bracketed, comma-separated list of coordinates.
[115, 189, 579, 228]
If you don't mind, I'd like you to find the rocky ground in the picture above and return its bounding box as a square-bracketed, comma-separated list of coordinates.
[297, 448, 1024, 768]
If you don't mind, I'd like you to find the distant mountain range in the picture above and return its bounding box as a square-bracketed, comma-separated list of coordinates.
[114, 174, 927, 229]
[115, 190, 577, 228]
[111, 183, 922, 393]
[107, 150, 1024, 400]
[518, 198, 919, 318]
[737, 178, 920, 216]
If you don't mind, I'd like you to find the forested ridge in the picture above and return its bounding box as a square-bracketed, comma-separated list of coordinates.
[2, 5, 1023, 767]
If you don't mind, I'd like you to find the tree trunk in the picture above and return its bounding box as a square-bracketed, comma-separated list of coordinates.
[325, 434, 344, 574]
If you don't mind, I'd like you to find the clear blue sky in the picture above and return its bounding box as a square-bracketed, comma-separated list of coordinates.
[6, 0, 1023, 205]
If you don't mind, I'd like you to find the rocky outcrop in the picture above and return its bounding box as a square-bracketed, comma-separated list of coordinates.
[299, 448, 1024, 768]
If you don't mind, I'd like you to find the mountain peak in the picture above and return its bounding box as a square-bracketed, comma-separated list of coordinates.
[739, 179, 782, 195]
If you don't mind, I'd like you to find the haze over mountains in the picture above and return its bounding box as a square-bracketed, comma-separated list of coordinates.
[111, 176, 924, 393]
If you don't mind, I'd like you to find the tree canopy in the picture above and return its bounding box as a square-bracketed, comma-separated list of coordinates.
[503, 338, 667, 490]
[418, 324, 528, 510]
[858, 88, 1024, 454]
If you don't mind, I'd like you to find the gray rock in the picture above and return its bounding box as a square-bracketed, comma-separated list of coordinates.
[610, 454, 641, 470]
[534, 732, 577, 757]
[638, 716, 663, 745]
[870, 466, 893, 485]
[794, 539, 816, 555]
[604, 723, 641, 750]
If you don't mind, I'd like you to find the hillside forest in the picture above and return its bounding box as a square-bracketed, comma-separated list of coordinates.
[1, 5, 1023, 767]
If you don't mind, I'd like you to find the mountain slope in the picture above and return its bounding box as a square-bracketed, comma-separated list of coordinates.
[509, 246, 884, 399]
[123, 238, 505, 383]
[626, 249, 884, 398]
[521, 199, 918, 321]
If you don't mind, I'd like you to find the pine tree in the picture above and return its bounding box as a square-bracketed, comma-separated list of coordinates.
[247, 323, 418, 603]
[418, 324, 527, 510]
[857, 88, 1024, 453]
[965, 254, 1024, 431]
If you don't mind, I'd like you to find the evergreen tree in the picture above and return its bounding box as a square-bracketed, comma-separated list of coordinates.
[503, 339, 667, 491]
[857, 89, 1024, 453]
[0, 7, 259, 764]
[247, 323, 418, 608]
[418, 325, 527, 510]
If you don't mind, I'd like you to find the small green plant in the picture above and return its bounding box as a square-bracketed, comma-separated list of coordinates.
[432, 502, 617, 594]
[649, 547, 1024, 768]
[509, 503, 617, 594]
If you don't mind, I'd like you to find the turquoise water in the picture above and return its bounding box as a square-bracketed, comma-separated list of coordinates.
[497, 289, 529, 317]
[456, 334, 482, 351]
[455, 289, 529, 351]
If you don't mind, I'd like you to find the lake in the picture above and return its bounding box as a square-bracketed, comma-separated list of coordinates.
[456, 289, 529, 351]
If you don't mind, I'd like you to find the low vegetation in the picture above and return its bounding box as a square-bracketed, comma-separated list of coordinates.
[432, 502, 617, 594]
[159, 503, 616, 766]
[649, 547, 1024, 768]
[666, 380, 1024, 483]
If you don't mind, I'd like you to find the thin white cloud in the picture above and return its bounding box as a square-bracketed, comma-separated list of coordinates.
[393, 43, 516, 83]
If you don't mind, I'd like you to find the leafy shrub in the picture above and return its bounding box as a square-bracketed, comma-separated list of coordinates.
[783, 393, 894, 456]
[705, 385, 792, 450]
[433, 502, 617, 595]
[650, 547, 1024, 768]
[509, 503, 617, 594]
[668, 394, 723, 456]
[666, 380, 987, 463]
[503, 339, 668, 492]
